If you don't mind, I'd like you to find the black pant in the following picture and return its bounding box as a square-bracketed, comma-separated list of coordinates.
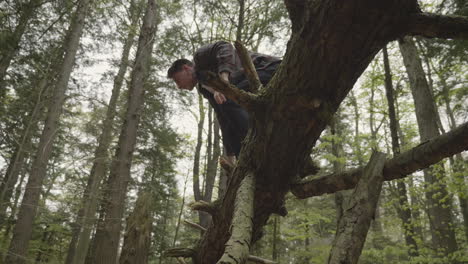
[225, 63, 279, 156]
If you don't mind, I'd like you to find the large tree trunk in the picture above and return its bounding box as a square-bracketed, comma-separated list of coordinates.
[91, 0, 158, 262]
[65, 1, 141, 263]
[174, 1, 468, 263]
[398, 36, 458, 255]
[382, 45, 419, 256]
[5, 0, 90, 262]
[119, 191, 152, 264]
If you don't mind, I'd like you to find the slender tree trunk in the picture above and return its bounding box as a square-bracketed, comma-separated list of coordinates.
[193, 94, 207, 228]
[91, 0, 159, 262]
[330, 112, 346, 223]
[0, 0, 41, 95]
[66, 1, 141, 263]
[119, 191, 153, 264]
[236, 0, 245, 42]
[437, 68, 468, 242]
[5, 0, 90, 262]
[2, 165, 27, 246]
[173, 172, 189, 247]
[0, 77, 48, 227]
[271, 216, 278, 261]
[382, 45, 419, 256]
[349, 91, 364, 167]
[328, 152, 386, 264]
[399, 36, 458, 255]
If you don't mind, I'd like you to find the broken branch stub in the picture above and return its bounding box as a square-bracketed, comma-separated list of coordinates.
[234, 40, 262, 92]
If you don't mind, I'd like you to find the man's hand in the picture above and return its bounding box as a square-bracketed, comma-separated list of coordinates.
[214, 91, 227, 104]
[220, 72, 230, 83]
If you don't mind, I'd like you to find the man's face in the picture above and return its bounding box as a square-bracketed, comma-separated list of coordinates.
[172, 64, 196, 91]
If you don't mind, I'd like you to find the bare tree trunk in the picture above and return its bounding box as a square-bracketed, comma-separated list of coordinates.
[398, 36, 458, 255]
[173, 172, 189, 247]
[330, 112, 346, 223]
[119, 191, 153, 264]
[5, 0, 90, 262]
[349, 91, 365, 167]
[271, 216, 278, 262]
[66, 1, 142, 263]
[91, 0, 159, 262]
[327, 152, 386, 264]
[193, 94, 207, 228]
[437, 67, 468, 242]
[2, 164, 28, 245]
[202, 108, 221, 227]
[382, 45, 419, 256]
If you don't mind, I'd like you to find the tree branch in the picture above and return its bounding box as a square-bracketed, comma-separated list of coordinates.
[189, 200, 217, 216]
[247, 255, 277, 264]
[291, 121, 468, 198]
[164, 248, 196, 258]
[203, 71, 257, 111]
[183, 220, 207, 232]
[234, 41, 262, 93]
[408, 12, 468, 39]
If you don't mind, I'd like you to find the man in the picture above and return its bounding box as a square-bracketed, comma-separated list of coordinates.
[168, 41, 281, 163]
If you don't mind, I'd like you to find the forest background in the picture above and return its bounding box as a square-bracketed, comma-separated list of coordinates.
[0, 0, 467, 263]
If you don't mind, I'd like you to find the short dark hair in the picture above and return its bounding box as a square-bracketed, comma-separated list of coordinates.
[167, 59, 193, 78]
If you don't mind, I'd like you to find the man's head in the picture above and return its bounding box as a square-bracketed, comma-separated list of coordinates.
[167, 59, 197, 91]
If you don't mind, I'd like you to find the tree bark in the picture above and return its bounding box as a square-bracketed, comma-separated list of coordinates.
[194, 1, 468, 262]
[5, 0, 90, 262]
[66, 1, 141, 263]
[398, 36, 458, 255]
[119, 191, 153, 264]
[382, 45, 419, 256]
[91, 0, 159, 262]
[327, 152, 386, 264]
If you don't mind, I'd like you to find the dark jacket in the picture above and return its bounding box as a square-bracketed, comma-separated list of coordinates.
[193, 41, 280, 156]
[193, 41, 281, 84]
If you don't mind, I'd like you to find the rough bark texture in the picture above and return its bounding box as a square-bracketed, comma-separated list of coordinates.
[194, 1, 467, 263]
[327, 152, 386, 264]
[91, 0, 158, 262]
[5, 0, 90, 262]
[399, 36, 458, 255]
[382, 45, 419, 256]
[119, 192, 152, 264]
[66, 1, 141, 262]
